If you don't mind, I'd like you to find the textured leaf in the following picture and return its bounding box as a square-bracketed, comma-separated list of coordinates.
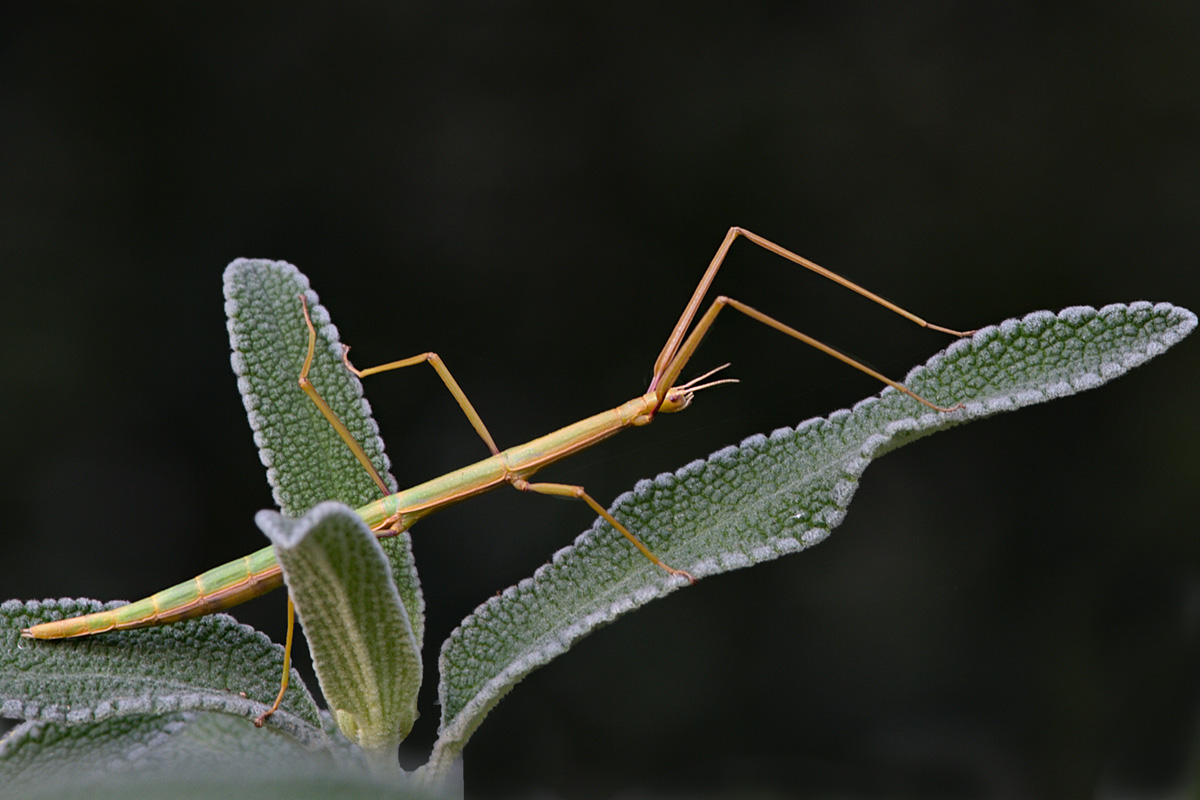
[426, 302, 1196, 776]
[0, 711, 373, 799]
[0, 599, 322, 742]
[257, 503, 420, 763]
[224, 259, 424, 650]
[1, 775, 420, 800]
[0, 717, 421, 800]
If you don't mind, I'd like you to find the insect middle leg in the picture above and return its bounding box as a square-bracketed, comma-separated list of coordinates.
[256, 299, 510, 726]
[299, 295, 689, 576]
[512, 479, 695, 583]
[298, 295, 499, 496]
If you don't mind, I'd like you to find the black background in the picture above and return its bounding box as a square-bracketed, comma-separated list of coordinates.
[2, 4, 1198, 798]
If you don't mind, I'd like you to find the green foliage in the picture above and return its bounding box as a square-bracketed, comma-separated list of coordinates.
[2, 255, 1193, 798]
[0, 599, 322, 738]
[225, 261, 425, 651]
[257, 503, 421, 767]
[223, 259, 395, 514]
[0, 712, 403, 800]
[425, 301, 1197, 774]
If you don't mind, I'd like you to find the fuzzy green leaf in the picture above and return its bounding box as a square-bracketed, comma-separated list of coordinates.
[0, 711, 376, 799]
[224, 259, 424, 652]
[256, 503, 421, 764]
[0, 599, 323, 741]
[426, 302, 1196, 776]
[0, 711, 426, 800]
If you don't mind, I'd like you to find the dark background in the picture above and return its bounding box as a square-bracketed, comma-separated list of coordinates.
[2, 4, 1198, 798]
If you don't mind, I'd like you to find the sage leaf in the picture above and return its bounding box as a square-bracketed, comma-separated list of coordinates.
[426, 302, 1195, 778]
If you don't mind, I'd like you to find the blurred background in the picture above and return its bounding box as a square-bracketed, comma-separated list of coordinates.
[2, 4, 1198, 798]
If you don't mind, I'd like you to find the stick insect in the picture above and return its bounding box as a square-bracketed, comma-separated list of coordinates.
[21, 227, 971, 725]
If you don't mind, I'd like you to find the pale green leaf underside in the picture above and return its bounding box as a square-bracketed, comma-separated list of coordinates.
[429, 301, 1196, 772]
[257, 503, 421, 759]
[224, 259, 424, 651]
[0, 599, 322, 741]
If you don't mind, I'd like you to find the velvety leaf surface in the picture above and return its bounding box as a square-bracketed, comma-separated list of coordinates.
[258, 503, 421, 763]
[0, 599, 322, 741]
[426, 302, 1195, 777]
[0, 711, 379, 799]
[224, 259, 424, 648]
